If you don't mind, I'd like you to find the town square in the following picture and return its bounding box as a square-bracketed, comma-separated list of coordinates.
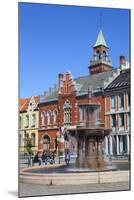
[19, 2, 130, 197]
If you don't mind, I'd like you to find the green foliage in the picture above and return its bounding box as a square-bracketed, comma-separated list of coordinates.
[24, 138, 33, 155]
[58, 150, 63, 156]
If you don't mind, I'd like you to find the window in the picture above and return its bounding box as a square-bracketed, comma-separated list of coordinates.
[111, 114, 116, 127]
[19, 116, 21, 129]
[128, 113, 130, 128]
[47, 111, 51, 125]
[127, 93, 130, 107]
[43, 135, 50, 151]
[41, 112, 45, 126]
[32, 114, 36, 126]
[102, 51, 106, 61]
[24, 132, 28, 146]
[53, 110, 58, 125]
[119, 94, 124, 108]
[29, 102, 35, 111]
[19, 134, 21, 146]
[63, 100, 72, 126]
[119, 113, 124, 127]
[25, 115, 29, 127]
[31, 133, 35, 146]
[96, 51, 100, 60]
[111, 96, 115, 109]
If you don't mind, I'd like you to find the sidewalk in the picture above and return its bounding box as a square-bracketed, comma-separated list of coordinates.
[19, 181, 130, 197]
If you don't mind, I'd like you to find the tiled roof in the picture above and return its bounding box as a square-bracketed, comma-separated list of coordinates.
[105, 70, 130, 91]
[19, 96, 39, 111]
[19, 98, 30, 111]
[39, 69, 118, 103]
[75, 69, 116, 94]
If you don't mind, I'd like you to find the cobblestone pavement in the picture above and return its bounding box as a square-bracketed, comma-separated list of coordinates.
[19, 181, 130, 197]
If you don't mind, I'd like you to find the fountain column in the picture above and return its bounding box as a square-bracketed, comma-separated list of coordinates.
[87, 138, 96, 168]
[97, 137, 105, 168]
[76, 136, 84, 168]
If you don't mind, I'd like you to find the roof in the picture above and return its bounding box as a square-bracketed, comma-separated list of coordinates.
[19, 96, 39, 111]
[39, 69, 118, 103]
[75, 69, 116, 94]
[93, 30, 107, 48]
[104, 69, 130, 96]
[105, 70, 130, 92]
[19, 98, 30, 111]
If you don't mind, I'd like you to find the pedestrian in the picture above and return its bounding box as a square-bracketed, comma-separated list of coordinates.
[33, 152, 41, 166]
[65, 150, 70, 165]
[41, 150, 47, 165]
[49, 152, 54, 164]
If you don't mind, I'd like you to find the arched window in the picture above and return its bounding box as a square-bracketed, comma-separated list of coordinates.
[43, 135, 50, 151]
[63, 100, 72, 126]
[47, 111, 51, 125]
[53, 110, 58, 125]
[41, 112, 45, 126]
[31, 133, 36, 146]
[96, 50, 100, 60]
[24, 131, 29, 146]
[25, 115, 29, 127]
[102, 51, 106, 61]
[32, 114, 36, 126]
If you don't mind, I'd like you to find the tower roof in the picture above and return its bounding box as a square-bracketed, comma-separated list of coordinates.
[93, 30, 107, 48]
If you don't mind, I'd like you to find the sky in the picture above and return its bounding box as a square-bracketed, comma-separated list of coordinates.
[19, 3, 130, 98]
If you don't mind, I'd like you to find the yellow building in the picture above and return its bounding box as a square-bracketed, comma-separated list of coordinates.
[19, 96, 39, 154]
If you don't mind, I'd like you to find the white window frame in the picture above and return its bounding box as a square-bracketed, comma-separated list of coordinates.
[110, 96, 115, 109]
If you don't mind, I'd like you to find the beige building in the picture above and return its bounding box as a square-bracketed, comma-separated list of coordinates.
[19, 96, 39, 154]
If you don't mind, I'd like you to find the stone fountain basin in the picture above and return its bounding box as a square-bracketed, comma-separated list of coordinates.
[20, 162, 130, 185]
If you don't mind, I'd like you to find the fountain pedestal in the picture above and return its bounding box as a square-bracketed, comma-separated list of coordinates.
[67, 102, 111, 170]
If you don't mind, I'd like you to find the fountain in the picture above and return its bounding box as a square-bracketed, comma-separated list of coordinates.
[66, 85, 111, 170]
[20, 86, 129, 186]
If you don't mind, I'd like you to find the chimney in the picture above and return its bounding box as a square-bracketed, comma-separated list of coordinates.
[120, 55, 126, 67]
[49, 87, 52, 94]
[58, 73, 64, 87]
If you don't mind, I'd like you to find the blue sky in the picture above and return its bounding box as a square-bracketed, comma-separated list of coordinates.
[19, 3, 130, 98]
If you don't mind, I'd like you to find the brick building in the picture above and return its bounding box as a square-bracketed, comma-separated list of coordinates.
[37, 29, 122, 155]
[104, 56, 130, 156]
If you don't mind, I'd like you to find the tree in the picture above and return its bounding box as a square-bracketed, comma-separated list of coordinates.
[25, 138, 33, 156]
[24, 138, 34, 166]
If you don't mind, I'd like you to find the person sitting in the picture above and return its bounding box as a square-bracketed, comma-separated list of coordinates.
[33, 152, 41, 166]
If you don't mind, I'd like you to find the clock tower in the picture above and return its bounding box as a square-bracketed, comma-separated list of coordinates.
[89, 30, 112, 75]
